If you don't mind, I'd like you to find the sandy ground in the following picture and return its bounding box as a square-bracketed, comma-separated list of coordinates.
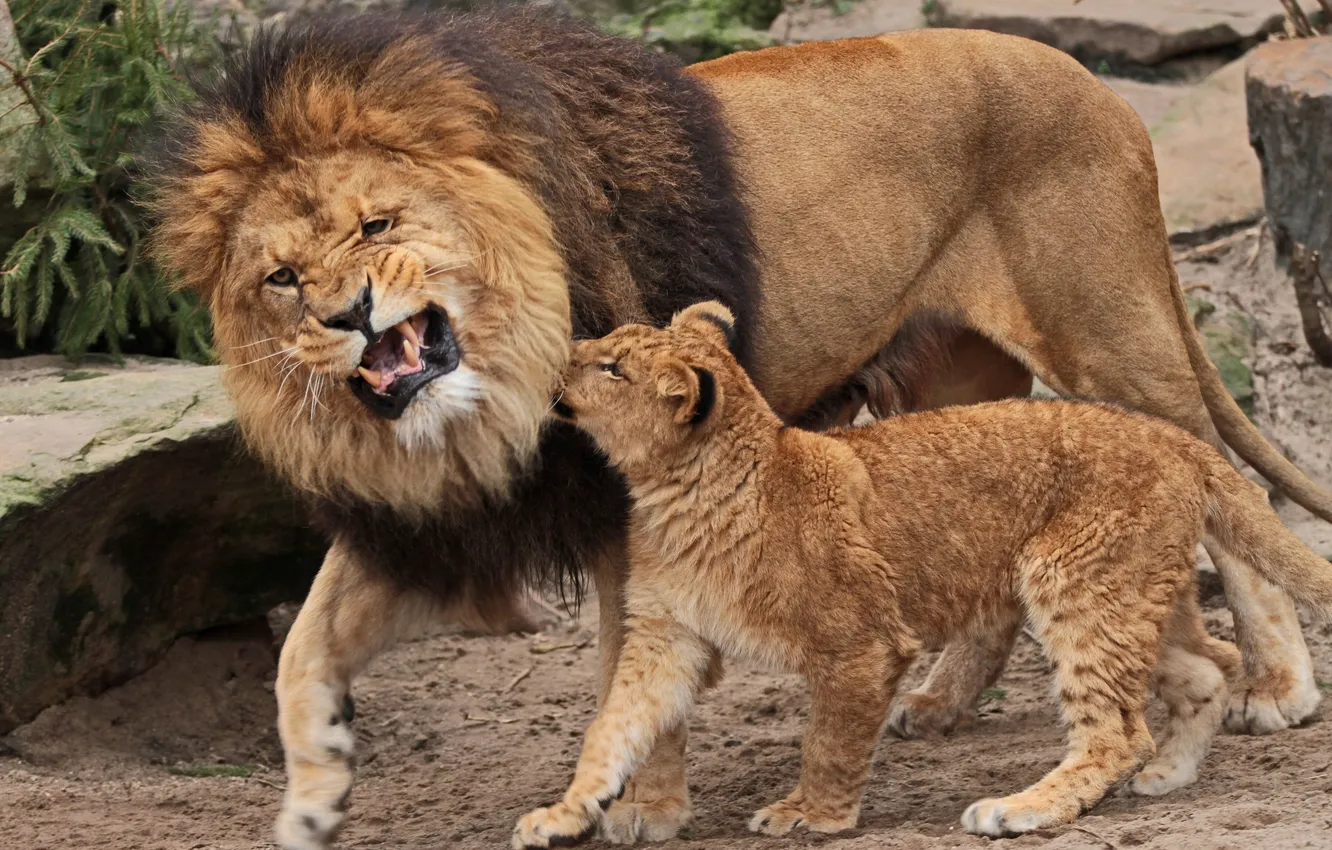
[1, 233, 1331, 849]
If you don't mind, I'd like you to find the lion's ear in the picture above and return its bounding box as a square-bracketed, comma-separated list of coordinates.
[652, 357, 718, 426]
[670, 301, 737, 355]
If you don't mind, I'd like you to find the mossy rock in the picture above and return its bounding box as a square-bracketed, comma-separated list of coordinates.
[0, 356, 324, 733]
[1187, 294, 1255, 415]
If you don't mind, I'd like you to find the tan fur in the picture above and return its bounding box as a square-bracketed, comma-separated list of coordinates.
[513, 302, 1332, 845]
[686, 30, 1328, 774]
[149, 23, 1332, 848]
[153, 86, 571, 517]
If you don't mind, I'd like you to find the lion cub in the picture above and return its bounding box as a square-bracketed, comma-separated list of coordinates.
[513, 302, 1332, 846]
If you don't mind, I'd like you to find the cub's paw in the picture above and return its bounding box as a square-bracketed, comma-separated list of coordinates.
[601, 796, 693, 844]
[512, 803, 598, 850]
[886, 691, 975, 739]
[1223, 679, 1320, 736]
[961, 796, 1069, 838]
[748, 799, 856, 837]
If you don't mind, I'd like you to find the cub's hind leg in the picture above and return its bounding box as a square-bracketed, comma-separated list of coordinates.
[751, 647, 909, 836]
[887, 621, 1019, 739]
[1129, 592, 1241, 796]
[963, 536, 1174, 837]
[885, 336, 1031, 739]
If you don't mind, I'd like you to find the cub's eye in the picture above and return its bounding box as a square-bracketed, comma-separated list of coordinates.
[598, 361, 623, 378]
[361, 218, 392, 237]
[266, 266, 297, 287]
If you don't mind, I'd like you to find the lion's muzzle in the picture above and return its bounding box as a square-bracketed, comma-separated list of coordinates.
[347, 305, 462, 420]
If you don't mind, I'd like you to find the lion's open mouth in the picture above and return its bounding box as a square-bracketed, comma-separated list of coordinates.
[347, 305, 461, 420]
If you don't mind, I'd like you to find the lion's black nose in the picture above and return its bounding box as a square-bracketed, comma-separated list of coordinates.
[551, 396, 575, 420]
[321, 286, 375, 343]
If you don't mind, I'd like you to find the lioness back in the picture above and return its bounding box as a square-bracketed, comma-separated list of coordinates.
[690, 30, 1155, 415]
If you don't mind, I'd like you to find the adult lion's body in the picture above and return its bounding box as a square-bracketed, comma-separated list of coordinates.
[145, 10, 1332, 849]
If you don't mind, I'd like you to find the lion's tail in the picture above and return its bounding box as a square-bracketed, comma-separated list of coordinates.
[1203, 455, 1332, 613]
[1169, 268, 1332, 523]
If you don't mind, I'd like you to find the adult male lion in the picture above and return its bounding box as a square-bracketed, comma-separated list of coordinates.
[146, 8, 1332, 849]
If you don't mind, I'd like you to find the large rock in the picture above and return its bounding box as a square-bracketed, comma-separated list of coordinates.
[1146, 57, 1264, 232]
[1246, 35, 1332, 264]
[769, 0, 924, 45]
[0, 356, 324, 734]
[927, 0, 1311, 66]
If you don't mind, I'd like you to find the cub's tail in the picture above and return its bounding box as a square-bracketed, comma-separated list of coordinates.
[1203, 457, 1332, 613]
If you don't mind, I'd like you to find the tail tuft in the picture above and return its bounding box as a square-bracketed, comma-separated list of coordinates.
[1204, 463, 1332, 615]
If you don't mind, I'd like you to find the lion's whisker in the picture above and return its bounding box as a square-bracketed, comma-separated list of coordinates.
[295, 372, 315, 424]
[276, 360, 303, 397]
[423, 249, 489, 276]
[228, 336, 282, 351]
[228, 346, 299, 370]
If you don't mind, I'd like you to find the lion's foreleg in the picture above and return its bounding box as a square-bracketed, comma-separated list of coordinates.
[274, 538, 438, 850]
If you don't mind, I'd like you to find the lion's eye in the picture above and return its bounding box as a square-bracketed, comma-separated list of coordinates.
[361, 218, 392, 237]
[266, 266, 297, 287]
[598, 361, 622, 378]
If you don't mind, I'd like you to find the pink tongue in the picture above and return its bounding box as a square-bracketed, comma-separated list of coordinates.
[362, 332, 425, 394]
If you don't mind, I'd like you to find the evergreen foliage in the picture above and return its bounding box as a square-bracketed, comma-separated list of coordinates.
[0, 0, 219, 361]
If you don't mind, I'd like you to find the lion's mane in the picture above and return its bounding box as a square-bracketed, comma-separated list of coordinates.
[144, 7, 761, 607]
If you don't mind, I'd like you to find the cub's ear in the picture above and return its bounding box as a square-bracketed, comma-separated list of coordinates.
[652, 357, 718, 426]
[670, 301, 737, 355]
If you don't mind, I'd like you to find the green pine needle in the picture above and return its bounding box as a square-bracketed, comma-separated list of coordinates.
[2, 0, 220, 359]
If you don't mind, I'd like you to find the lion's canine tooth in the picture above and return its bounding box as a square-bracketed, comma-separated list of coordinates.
[403, 338, 421, 368]
[357, 366, 382, 388]
[398, 319, 421, 348]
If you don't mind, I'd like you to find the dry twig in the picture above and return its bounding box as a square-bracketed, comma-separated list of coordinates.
[530, 634, 595, 655]
[501, 664, 535, 695]
[1280, 0, 1317, 36]
[1175, 225, 1260, 264]
[1070, 825, 1121, 850]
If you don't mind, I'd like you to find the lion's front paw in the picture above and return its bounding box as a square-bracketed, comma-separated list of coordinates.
[275, 689, 357, 850]
[512, 803, 598, 850]
[886, 690, 977, 739]
[748, 799, 856, 837]
[1223, 678, 1320, 735]
[601, 795, 693, 843]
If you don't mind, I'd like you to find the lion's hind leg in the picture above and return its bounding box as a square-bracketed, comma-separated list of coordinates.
[1128, 594, 1240, 797]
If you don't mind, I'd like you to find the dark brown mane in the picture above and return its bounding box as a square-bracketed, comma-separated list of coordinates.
[143, 6, 763, 610]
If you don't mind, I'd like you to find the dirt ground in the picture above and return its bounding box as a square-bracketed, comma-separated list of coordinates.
[2, 232, 1331, 849]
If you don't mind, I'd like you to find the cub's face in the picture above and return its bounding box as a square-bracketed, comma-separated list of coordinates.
[557, 302, 736, 470]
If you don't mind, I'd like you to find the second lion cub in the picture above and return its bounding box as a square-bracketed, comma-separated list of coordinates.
[514, 301, 1332, 846]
